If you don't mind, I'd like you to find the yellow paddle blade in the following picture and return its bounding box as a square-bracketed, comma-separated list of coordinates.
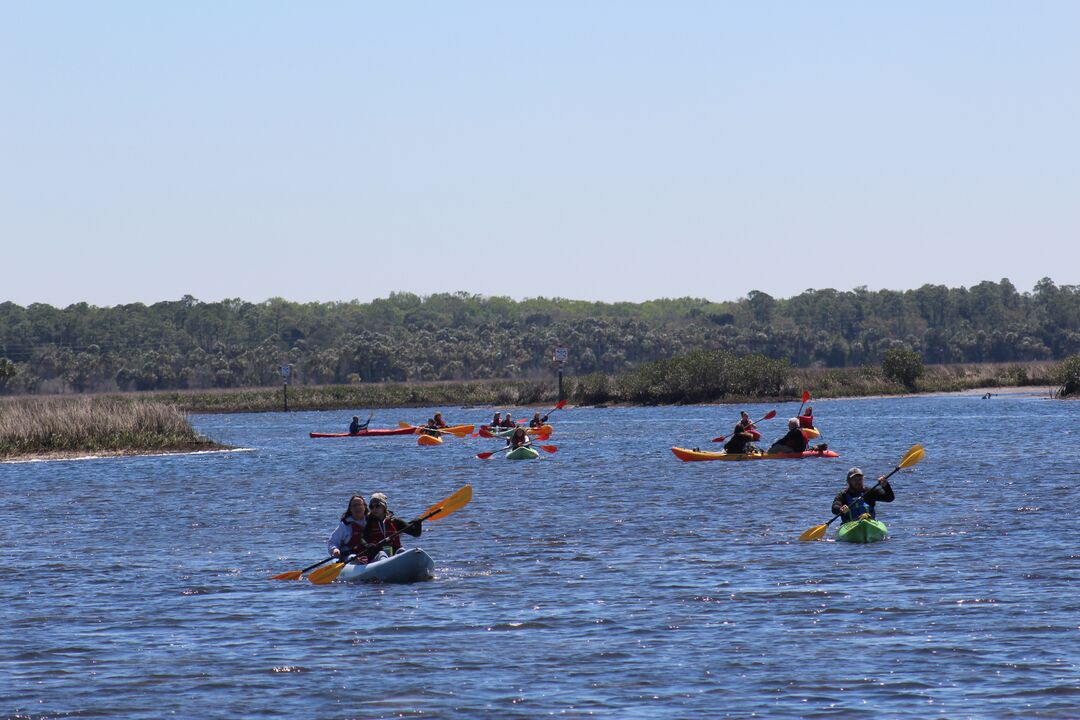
[307, 562, 346, 585]
[898, 444, 925, 469]
[442, 425, 474, 438]
[399, 421, 415, 429]
[798, 524, 828, 542]
[270, 569, 303, 581]
[421, 484, 473, 522]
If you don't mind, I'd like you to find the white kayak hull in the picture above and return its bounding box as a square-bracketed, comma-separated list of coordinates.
[336, 547, 434, 583]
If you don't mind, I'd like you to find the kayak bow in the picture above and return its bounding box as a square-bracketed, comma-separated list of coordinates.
[837, 517, 888, 543]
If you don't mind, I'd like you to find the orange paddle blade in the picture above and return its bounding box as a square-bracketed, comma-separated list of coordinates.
[308, 562, 346, 585]
[271, 556, 336, 581]
[798, 524, 828, 542]
[271, 569, 303, 581]
[420, 485, 473, 522]
[538, 444, 558, 453]
[897, 444, 925, 470]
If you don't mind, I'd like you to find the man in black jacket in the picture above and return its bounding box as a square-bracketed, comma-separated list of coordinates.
[767, 418, 809, 454]
[832, 467, 895, 522]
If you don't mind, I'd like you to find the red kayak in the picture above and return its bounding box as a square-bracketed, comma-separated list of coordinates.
[310, 427, 416, 438]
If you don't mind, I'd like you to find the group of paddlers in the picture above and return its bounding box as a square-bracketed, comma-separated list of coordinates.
[484, 411, 551, 449]
[722, 407, 896, 524]
[722, 407, 822, 455]
[486, 411, 549, 430]
[328, 407, 557, 563]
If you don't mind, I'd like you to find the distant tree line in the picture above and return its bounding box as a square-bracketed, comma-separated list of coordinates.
[1, 277, 1078, 395]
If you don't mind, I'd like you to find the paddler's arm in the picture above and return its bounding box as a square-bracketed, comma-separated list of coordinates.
[327, 523, 348, 557]
[832, 491, 848, 517]
[392, 515, 423, 537]
[868, 479, 895, 503]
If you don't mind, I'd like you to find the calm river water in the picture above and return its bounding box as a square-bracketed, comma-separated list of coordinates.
[2, 395, 1078, 719]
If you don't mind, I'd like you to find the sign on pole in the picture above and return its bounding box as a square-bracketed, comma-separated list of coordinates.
[553, 347, 568, 402]
[280, 365, 292, 385]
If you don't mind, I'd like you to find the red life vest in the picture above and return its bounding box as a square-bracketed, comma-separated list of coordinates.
[363, 517, 403, 553]
[798, 414, 814, 428]
[343, 520, 370, 559]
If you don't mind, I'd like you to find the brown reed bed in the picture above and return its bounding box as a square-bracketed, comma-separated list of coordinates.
[0, 396, 224, 460]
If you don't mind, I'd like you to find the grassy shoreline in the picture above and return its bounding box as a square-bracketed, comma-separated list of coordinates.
[158, 361, 1060, 412]
[0, 360, 1067, 462]
[8, 360, 1069, 415]
[0, 396, 228, 462]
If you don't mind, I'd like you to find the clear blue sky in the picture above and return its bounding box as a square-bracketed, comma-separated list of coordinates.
[2, 2, 1077, 307]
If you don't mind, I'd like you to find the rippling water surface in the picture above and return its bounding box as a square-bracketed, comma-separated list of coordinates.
[2, 395, 1078, 719]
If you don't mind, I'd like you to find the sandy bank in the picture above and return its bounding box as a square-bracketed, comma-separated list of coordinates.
[1, 445, 248, 464]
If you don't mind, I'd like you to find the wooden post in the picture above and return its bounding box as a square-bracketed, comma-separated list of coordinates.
[558, 367, 564, 402]
[283, 382, 288, 412]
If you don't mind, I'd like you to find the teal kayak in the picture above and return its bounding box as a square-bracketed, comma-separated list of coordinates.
[837, 517, 888, 543]
[506, 446, 540, 460]
[336, 548, 435, 583]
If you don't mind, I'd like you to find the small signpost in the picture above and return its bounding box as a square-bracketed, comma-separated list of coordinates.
[553, 346, 568, 401]
[280, 364, 291, 412]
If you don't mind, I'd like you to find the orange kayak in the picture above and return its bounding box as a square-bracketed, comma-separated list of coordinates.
[671, 446, 839, 462]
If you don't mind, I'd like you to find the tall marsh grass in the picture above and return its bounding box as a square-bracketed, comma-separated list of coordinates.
[0, 396, 220, 458]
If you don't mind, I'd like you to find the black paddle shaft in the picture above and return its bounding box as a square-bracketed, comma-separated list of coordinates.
[298, 556, 337, 574]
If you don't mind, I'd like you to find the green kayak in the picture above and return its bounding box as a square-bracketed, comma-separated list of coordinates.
[837, 517, 888, 543]
[505, 446, 540, 460]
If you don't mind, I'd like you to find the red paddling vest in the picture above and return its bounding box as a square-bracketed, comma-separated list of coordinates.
[363, 518, 403, 553]
[344, 520, 370, 560]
